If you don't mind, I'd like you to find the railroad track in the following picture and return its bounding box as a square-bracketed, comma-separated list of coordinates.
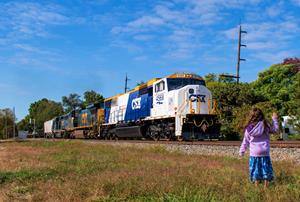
[84, 139, 300, 148]
[4, 138, 300, 148]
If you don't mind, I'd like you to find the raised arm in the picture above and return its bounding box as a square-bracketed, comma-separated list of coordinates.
[239, 130, 250, 156]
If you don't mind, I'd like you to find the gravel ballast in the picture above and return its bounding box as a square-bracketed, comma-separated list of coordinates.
[95, 141, 300, 164]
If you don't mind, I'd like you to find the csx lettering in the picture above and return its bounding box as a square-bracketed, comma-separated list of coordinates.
[132, 97, 141, 110]
[189, 94, 206, 103]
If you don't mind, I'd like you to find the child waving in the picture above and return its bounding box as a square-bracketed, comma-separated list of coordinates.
[239, 108, 279, 188]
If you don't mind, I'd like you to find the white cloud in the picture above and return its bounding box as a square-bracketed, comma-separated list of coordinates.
[266, 4, 282, 17]
[134, 56, 148, 61]
[247, 42, 277, 50]
[252, 51, 295, 63]
[0, 2, 71, 39]
[108, 0, 299, 62]
[110, 40, 142, 53]
[133, 34, 154, 41]
[223, 19, 299, 47]
[155, 5, 187, 23]
[112, 16, 165, 34]
[14, 44, 57, 56]
[163, 28, 200, 59]
[292, 0, 300, 6]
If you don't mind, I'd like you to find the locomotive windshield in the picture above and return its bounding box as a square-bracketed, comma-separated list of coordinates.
[167, 78, 206, 91]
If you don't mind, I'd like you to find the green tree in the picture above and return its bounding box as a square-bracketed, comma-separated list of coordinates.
[83, 90, 105, 107]
[253, 63, 299, 115]
[62, 93, 82, 112]
[18, 99, 64, 132]
[204, 73, 217, 83]
[136, 81, 145, 86]
[0, 108, 15, 139]
[207, 82, 262, 140]
[287, 71, 300, 133]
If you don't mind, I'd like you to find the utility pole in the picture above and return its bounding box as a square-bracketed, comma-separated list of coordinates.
[236, 24, 247, 83]
[5, 110, 7, 139]
[124, 74, 130, 93]
[13, 107, 16, 138]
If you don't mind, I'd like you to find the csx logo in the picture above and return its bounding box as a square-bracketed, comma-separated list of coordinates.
[132, 97, 141, 110]
[189, 94, 206, 103]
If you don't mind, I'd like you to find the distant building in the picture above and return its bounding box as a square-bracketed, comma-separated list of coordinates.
[282, 116, 298, 140]
[18, 131, 28, 139]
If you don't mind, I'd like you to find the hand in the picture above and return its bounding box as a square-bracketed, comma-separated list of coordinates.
[272, 112, 278, 119]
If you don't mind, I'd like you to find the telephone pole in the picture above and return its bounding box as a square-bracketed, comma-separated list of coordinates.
[13, 107, 16, 138]
[124, 74, 130, 93]
[236, 24, 247, 83]
[219, 24, 247, 83]
[4, 110, 7, 139]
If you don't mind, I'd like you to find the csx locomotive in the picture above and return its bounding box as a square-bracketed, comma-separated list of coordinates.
[44, 73, 221, 140]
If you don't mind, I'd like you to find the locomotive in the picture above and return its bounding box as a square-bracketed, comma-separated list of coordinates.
[44, 73, 221, 140]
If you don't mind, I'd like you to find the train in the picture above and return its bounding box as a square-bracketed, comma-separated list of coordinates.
[44, 73, 221, 140]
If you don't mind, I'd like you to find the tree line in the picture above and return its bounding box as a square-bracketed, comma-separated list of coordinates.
[206, 58, 300, 139]
[16, 90, 104, 133]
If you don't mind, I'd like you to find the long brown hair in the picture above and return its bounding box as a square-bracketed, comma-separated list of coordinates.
[245, 108, 270, 130]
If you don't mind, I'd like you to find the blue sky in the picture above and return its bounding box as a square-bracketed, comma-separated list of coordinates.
[0, 0, 300, 120]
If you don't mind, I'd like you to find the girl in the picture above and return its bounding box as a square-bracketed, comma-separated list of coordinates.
[239, 108, 279, 188]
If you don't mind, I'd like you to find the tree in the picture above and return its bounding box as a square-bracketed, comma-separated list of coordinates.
[207, 82, 262, 140]
[282, 57, 300, 65]
[83, 90, 105, 107]
[18, 99, 64, 132]
[287, 71, 300, 133]
[204, 73, 217, 83]
[62, 93, 82, 112]
[136, 81, 145, 86]
[253, 63, 299, 115]
[0, 108, 15, 139]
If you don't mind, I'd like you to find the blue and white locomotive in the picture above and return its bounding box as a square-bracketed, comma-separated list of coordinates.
[44, 73, 220, 140]
[101, 73, 220, 140]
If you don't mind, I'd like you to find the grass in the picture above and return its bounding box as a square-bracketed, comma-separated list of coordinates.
[0, 140, 299, 201]
[288, 134, 300, 140]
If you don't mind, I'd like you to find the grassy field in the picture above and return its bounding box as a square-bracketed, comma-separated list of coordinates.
[0, 140, 299, 202]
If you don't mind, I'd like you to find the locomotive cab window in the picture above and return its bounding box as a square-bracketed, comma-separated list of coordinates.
[167, 78, 206, 91]
[155, 80, 165, 92]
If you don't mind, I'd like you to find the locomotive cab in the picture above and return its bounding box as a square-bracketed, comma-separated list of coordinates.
[152, 73, 220, 140]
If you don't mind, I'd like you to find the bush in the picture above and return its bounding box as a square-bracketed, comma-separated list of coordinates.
[220, 125, 240, 140]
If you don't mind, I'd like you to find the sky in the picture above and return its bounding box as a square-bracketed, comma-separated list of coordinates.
[0, 0, 300, 120]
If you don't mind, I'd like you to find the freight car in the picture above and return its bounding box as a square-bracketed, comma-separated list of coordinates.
[45, 73, 221, 140]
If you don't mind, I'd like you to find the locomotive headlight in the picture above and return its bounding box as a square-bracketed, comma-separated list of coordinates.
[189, 88, 194, 94]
